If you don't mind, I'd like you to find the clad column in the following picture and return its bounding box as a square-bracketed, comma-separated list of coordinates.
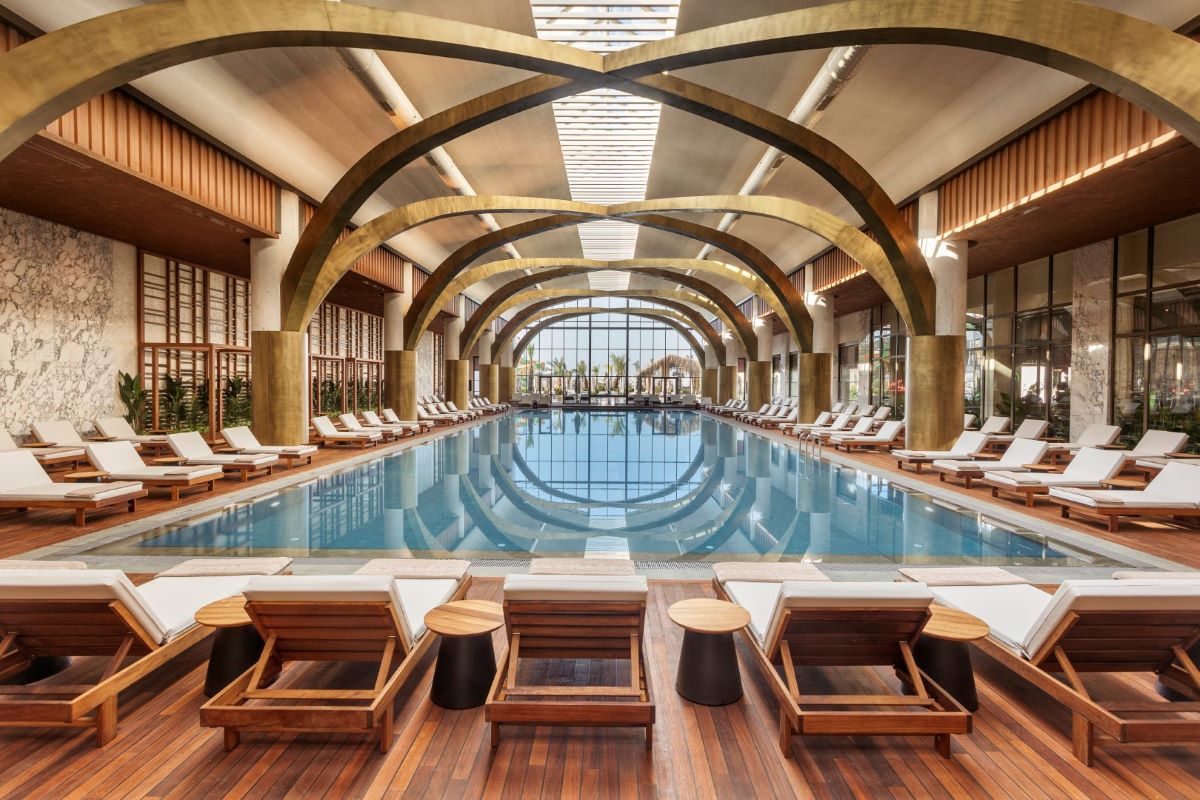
[718, 337, 738, 404]
[701, 344, 719, 404]
[497, 341, 515, 402]
[477, 329, 499, 403]
[747, 322, 772, 410]
[801, 270, 834, 424]
[250, 190, 309, 444]
[384, 284, 414, 420]
[906, 190, 967, 450]
[444, 297, 469, 410]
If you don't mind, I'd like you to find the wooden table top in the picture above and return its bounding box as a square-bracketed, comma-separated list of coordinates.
[153, 456, 187, 464]
[195, 595, 250, 628]
[924, 605, 989, 642]
[668, 598, 751, 634]
[1101, 476, 1148, 489]
[64, 471, 110, 482]
[424, 600, 503, 638]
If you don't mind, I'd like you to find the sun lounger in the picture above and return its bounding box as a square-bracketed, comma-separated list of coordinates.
[963, 413, 977, 430]
[932, 438, 1049, 488]
[830, 420, 904, 452]
[380, 409, 434, 431]
[893, 432, 989, 473]
[794, 412, 851, 437]
[978, 416, 1011, 435]
[85, 441, 221, 500]
[1045, 424, 1120, 461]
[527, 557, 637, 576]
[312, 415, 382, 447]
[0, 429, 84, 469]
[339, 412, 402, 441]
[93, 416, 170, 451]
[927, 577, 1200, 764]
[220, 426, 318, 467]
[166, 432, 277, 481]
[985, 418, 1049, 446]
[1124, 429, 1190, 459]
[0, 450, 145, 526]
[359, 410, 420, 436]
[981, 447, 1127, 507]
[713, 577, 970, 757]
[487, 575, 653, 747]
[1048, 461, 1200, 531]
[201, 568, 470, 751]
[819, 415, 872, 443]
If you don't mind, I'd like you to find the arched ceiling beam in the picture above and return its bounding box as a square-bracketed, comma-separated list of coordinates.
[510, 308, 706, 365]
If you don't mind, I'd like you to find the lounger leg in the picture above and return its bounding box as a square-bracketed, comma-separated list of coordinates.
[95, 696, 118, 745]
[1108, 515, 1119, 533]
[224, 727, 240, 751]
[1071, 714, 1094, 766]
[935, 734, 951, 759]
[645, 724, 653, 750]
[75, 508, 86, 526]
[778, 709, 793, 758]
[1026, 493, 1034, 507]
[171, 486, 180, 501]
[378, 707, 393, 754]
[491, 722, 501, 748]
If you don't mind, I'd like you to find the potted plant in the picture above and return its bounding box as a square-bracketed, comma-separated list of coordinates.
[117, 371, 148, 434]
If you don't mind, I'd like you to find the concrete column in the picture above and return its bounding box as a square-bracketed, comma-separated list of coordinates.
[384, 287, 412, 416]
[1069, 240, 1114, 438]
[804, 269, 836, 406]
[250, 190, 309, 444]
[918, 191, 968, 336]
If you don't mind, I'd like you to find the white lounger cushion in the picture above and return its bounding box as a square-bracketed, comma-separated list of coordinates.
[963, 414, 977, 429]
[895, 431, 989, 460]
[987, 447, 1126, 487]
[1, 431, 86, 462]
[713, 562, 828, 583]
[832, 420, 903, 444]
[222, 426, 317, 455]
[988, 418, 1049, 442]
[1131, 429, 1189, 456]
[355, 558, 471, 580]
[1046, 424, 1120, 452]
[724, 580, 784, 643]
[95, 416, 167, 443]
[0, 452, 143, 500]
[1111, 571, 1200, 581]
[86, 441, 222, 481]
[502, 574, 648, 602]
[312, 416, 380, 440]
[978, 416, 1011, 434]
[933, 438, 1048, 473]
[31, 419, 85, 445]
[931, 584, 1054, 652]
[1050, 461, 1200, 507]
[156, 557, 293, 577]
[759, 581, 933, 652]
[168, 433, 277, 466]
[135, 575, 262, 640]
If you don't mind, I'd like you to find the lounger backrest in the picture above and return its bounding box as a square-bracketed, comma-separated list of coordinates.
[221, 426, 260, 449]
[950, 431, 989, 455]
[85, 441, 146, 473]
[1022, 580, 1200, 667]
[810, 412, 832, 426]
[362, 411, 384, 426]
[338, 413, 365, 431]
[1061, 447, 1127, 481]
[1132, 429, 1189, 456]
[95, 416, 138, 439]
[753, 404, 770, 415]
[963, 413, 977, 429]
[829, 413, 852, 431]
[847, 417, 873, 435]
[383, 409, 401, 423]
[1078, 424, 1121, 447]
[1144, 462, 1200, 502]
[502, 575, 648, 655]
[979, 416, 1010, 434]
[0, 430, 15, 451]
[1013, 419, 1049, 439]
[874, 421, 903, 441]
[857, 404, 875, 417]
[0, 450, 52, 491]
[167, 431, 214, 460]
[243, 575, 415, 655]
[998, 437, 1050, 467]
[842, 402, 857, 416]
[831, 402, 845, 413]
[763, 581, 933, 662]
[32, 419, 83, 445]
[311, 416, 338, 436]
[874, 406, 891, 421]
[0, 569, 169, 649]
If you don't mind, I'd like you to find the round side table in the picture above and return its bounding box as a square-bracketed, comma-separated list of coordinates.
[195, 595, 266, 697]
[913, 605, 989, 711]
[668, 598, 751, 706]
[424, 600, 503, 709]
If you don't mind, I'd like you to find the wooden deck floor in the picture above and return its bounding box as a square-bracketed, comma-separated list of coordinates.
[1, 578, 1198, 799]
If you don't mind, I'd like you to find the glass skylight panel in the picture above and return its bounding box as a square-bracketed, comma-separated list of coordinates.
[532, 3, 681, 260]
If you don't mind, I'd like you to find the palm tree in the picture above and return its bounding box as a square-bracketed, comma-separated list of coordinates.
[608, 353, 627, 393]
[551, 356, 569, 396]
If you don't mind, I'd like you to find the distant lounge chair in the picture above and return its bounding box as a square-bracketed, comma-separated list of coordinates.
[1123, 429, 1189, 459]
[487, 575, 654, 747]
[978, 416, 1011, 435]
[202, 569, 470, 751]
[85, 441, 221, 500]
[0, 429, 84, 470]
[30, 418, 89, 448]
[830, 420, 904, 452]
[981, 447, 1127, 507]
[380, 409, 434, 432]
[93, 416, 170, 452]
[359, 410, 419, 436]
[166, 432, 278, 481]
[1044, 424, 1120, 461]
[986, 418, 1049, 446]
[339, 412, 402, 441]
[1049, 461, 1200, 531]
[963, 413, 977, 430]
[0, 565, 274, 744]
[795, 412, 852, 438]
[311, 415, 382, 447]
[714, 577, 970, 757]
[932, 438, 1049, 488]
[220, 426, 318, 468]
[927, 575, 1200, 765]
[818, 415, 873, 443]
[786, 411, 830, 434]
[893, 432, 989, 473]
[0, 450, 145, 526]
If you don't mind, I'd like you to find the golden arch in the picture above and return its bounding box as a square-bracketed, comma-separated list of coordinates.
[509, 308, 709, 366]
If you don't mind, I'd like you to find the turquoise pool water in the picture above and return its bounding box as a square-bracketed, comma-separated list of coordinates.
[86, 410, 1122, 566]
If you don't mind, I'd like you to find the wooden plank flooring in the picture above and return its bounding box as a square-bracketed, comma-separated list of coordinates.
[2, 579, 1199, 799]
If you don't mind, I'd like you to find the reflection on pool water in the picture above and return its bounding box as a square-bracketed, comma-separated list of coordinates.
[86, 410, 1123, 567]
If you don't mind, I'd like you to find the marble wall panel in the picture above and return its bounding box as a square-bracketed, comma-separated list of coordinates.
[415, 334, 434, 398]
[1069, 240, 1114, 439]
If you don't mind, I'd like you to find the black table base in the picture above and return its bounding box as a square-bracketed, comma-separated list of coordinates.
[676, 630, 742, 706]
[204, 625, 266, 697]
[911, 637, 979, 712]
[432, 635, 496, 709]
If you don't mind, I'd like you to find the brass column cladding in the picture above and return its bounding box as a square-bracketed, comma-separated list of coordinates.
[250, 330, 308, 445]
[384, 349, 410, 416]
[746, 435, 771, 479]
[747, 361, 771, 410]
[701, 367, 718, 402]
[483, 364, 500, 403]
[447, 359, 470, 411]
[905, 335, 966, 451]
[796, 353, 832, 425]
[718, 366, 736, 404]
[498, 366, 515, 402]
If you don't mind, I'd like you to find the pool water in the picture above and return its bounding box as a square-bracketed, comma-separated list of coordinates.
[86, 410, 1122, 567]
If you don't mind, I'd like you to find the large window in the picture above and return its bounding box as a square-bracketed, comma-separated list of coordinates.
[308, 303, 384, 416]
[515, 300, 701, 397]
[964, 255, 1072, 436]
[1114, 213, 1200, 447]
[844, 304, 907, 415]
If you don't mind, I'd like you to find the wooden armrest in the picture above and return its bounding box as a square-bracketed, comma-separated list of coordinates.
[86, 435, 118, 442]
[1166, 452, 1200, 460]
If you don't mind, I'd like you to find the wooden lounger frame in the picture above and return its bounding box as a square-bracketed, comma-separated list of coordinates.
[216, 461, 276, 482]
[713, 579, 969, 758]
[201, 576, 470, 752]
[218, 447, 315, 468]
[833, 430, 903, 452]
[971, 606, 1200, 765]
[981, 478, 1053, 507]
[314, 434, 379, 449]
[0, 490, 146, 526]
[1049, 496, 1200, 532]
[486, 597, 655, 747]
[138, 473, 219, 501]
[0, 597, 211, 744]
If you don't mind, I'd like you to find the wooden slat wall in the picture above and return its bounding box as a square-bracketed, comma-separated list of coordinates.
[939, 90, 1178, 235]
[1, 22, 278, 235]
[299, 201, 407, 292]
[811, 202, 916, 292]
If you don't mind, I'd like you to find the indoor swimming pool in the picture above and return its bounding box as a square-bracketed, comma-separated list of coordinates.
[85, 410, 1124, 567]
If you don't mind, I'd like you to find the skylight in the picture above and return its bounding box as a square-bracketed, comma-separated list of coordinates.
[532, 2, 681, 269]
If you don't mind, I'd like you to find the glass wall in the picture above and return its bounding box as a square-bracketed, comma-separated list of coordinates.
[1114, 212, 1200, 447]
[514, 300, 701, 397]
[963, 255, 1073, 436]
[844, 304, 907, 415]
